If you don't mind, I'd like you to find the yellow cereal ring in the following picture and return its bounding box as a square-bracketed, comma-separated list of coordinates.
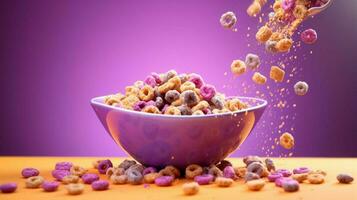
[125, 86, 140, 96]
[180, 81, 196, 92]
[70, 166, 87, 177]
[231, 60, 247, 76]
[279, 132, 294, 149]
[226, 99, 248, 111]
[191, 101, 209, 112]
[139, 85, 155, 101]
[142, 105, 160, 114]
[182, 182, 200, 195]
[164, 106, 181, 115]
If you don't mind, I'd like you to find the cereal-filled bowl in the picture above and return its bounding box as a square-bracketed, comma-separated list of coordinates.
[91, 96, 267, 169]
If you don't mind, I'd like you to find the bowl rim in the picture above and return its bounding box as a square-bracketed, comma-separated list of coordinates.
[91, 95, 267, 119]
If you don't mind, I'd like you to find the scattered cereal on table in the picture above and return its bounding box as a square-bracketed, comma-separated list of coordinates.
[182, 182, 200, 195]
[246, 179, 265, 191]
[21, 168, 40, 178]
[337, 174, 354, 184]
[42, 181, 60, 192]
[307, 173, 325, 184]
[0, 183, 17, 193]
[66, 183, 84, 195]
[25, 176, 44, 188]
[215, 177, 234, 187]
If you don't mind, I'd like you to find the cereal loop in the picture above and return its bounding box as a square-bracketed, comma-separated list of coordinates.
[164, 106, 181, 115]
[180, 81, 196, 92]
[246, 179, 265, 191]
[307, 173, 324, 184]
[139, 85, 155, 101]
[125, 86, 140, 97]
[25, 176, 44, 188]
[185, 164, 204, 179]
[182, 182, 200, 195]
[279, 132, 295, 149]
[191, 101, 209, 113]
[215, 177, 233, 187]
[70, 165, 87, 177]
[231, 60, 247, 76]
[142, 105, 160, 114]
[66, 183, 84, 195]
[62, 175, 80, 184]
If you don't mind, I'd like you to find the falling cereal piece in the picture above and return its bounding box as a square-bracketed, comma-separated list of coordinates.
[231, 60, 247, 76]
[256, 26, 272, 43]
[279, 132, 294, 149]
[270, 66, 285, 82]
[220, 12, 237, 29]
[247, 1, 261, 17]
[276, 38, 293, 52]
[252, 72, 267, 85]
[294, 81, 309, 96]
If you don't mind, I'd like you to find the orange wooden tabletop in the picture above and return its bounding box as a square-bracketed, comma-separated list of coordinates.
[0, 157, 356, 200]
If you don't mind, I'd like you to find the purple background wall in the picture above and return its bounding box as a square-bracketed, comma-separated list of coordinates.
[0, 0, 356, 157]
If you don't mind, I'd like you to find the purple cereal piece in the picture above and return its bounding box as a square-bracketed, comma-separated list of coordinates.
[275, 177, 293, 187]
[161, 104, 169, 113]
[155, 176, 174, 187]
[82, 173, 100, 184]
[188, 73, 204, 88]
[144, 75, 157, 88]
[202, 108, 211, 115]
[223, 166, 236, 180]
[97, 159, 113, 174]
[282, 179, 299, 192]
[151, 72, 162, 84]
[200, 84, 216, 101]
[52, 170, 71, 181]
[0, 183, 17, 193]
[21, 168, 40, 178]
[267, 172, 283, 182]
[143, 167, 157, 175]
[146, 100, 156, 107]
[282, 0, 295, 11]
[91, 180, 109, 191]
[55, 162, 73, 171]
[301, 29, 317, 44]
[42, 181, 60, 192]
[276, 169, 292, 177]
[194, 174, 214, 185]
[293, 167, 310, 174]
[133, 101, 147, 111]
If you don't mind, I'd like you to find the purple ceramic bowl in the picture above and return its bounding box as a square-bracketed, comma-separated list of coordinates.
[91, 96, 267, 169]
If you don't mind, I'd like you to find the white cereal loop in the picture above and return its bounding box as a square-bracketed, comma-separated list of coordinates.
[220, 11, 237, 29]
[294, 81, 309, 96]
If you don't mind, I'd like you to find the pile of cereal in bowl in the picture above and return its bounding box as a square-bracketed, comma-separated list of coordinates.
[104, 70, 248, 115]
